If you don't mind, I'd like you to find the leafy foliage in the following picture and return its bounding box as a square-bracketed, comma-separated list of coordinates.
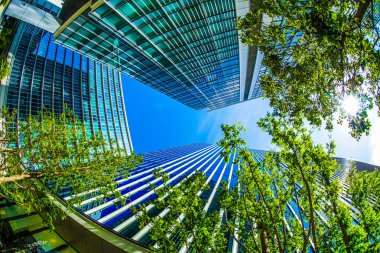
[0, 107, 142, 228]
[133, 168, 226, 253]
[218, 116, 379, 252]
[0, 24, 13, 55]
[0, 57, 9, 79]
[237, 0, 380, 139]
[135, 115, 379, 252]
[0, 22, 12, 80]
[346, 165, 380, 250]
[0, 0, 10, 6]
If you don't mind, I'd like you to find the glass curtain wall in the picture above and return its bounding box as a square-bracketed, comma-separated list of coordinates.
[6, 21, 132, 153]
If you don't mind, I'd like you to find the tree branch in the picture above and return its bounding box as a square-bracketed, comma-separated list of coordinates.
[224, 211, 253, 253]
[288, 144, 318, 252]
[246, 158, 284, 253]
[242, 185, 261, 252]
[355, 0, 372, 24]
[0, 170, 45, 184]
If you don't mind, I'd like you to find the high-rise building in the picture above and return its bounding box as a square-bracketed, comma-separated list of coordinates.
[67, 143, 374, 252]
[53, 0, 262, 110]
[1, 0, 133, 153]
[68, 143, 229, 248]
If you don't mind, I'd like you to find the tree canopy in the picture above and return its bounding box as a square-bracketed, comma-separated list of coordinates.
[134, 115, 379, 252]
[0, 108, 142, 227]
[218, 115, 379, 252]
[237, 0, 380, 139]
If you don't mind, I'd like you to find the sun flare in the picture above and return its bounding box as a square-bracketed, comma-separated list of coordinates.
[342, 95, 360, 115]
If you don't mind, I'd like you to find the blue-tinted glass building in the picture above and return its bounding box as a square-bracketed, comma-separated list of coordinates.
[66, 143, 230, 248]
[3, 0, 133, 153]
[63, 143, 375, 252]
[53, 0, 261, 110]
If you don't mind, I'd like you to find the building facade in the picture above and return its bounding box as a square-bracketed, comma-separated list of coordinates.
[67, 143, 232, 248]
[3, 0, 133, 153]
[66, 143, 377, 252]
[53, 0, 261, 111]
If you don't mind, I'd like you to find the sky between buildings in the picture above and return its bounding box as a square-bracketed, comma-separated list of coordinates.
[122, 74, 380, 166]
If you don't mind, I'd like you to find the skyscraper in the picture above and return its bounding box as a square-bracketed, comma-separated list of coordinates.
[66, 143, 373, 252]
[68, 143, 229, 248]
[2, 0, 133, 153]
[53, 0, 261, 110]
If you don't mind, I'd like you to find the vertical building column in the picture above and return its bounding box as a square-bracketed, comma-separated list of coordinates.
[61, 47, 66, 112]
[16, 25, 38, 120]
[29, 30, 45, 115]
[235, 0, 250, 102]
[112, 69, 128, 152]
[87, 58, 95, 135]
[79, 55, 85, 122]
[118, 72, 133, 153]
[40, 33, 53, 112]
[106, 68, 120, 149]
[51, 42, 59, 112]
[101, 64, 112, 146]
[70, 51, 75, 113]
[94, 63, 103, 135]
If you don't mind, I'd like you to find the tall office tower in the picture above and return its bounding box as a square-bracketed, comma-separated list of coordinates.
[2, 0, 133, 153]
[69, 143, 375, 252]
[69, 143, 232, 248]
[53, 0, 261, 110]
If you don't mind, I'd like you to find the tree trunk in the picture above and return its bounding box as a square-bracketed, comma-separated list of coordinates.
[260, 228, 269, 253]
[355, 0, 372, 24]
[332, 203, 351, 253]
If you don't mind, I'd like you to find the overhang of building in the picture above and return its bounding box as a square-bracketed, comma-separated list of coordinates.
[5, 0, 61, 33]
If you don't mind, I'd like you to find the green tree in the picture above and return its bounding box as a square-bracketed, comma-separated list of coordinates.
[0, 107, 142, 227]
[134, 115, 379, 252]
[218, 115, 379, 252]
[0, 57, 10, 79]
[346, 164, 380, 250]
[133, 168, 226, 253]
[0, 23, 12, 80]
[0, 26, 12, 55]
[237, 0, 380, 139]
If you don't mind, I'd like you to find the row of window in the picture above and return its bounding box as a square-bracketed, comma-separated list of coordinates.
[69, 143, 360, 252]
[55, 0, 241, 110]
[7, 22, 132, 153]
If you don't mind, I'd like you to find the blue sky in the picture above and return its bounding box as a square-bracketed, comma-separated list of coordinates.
[122, 75, 380, 166]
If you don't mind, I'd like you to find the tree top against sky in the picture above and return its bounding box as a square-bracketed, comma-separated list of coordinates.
[238, 0, 380, 139]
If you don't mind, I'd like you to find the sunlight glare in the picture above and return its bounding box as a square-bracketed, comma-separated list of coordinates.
[342, 95, 360, 115]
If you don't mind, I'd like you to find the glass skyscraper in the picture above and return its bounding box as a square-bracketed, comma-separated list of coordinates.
[3, 0, 133, 153]
[53, 0, 261, 111]
[66, 143, 230, 248]
[62, 143, 373, 252]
